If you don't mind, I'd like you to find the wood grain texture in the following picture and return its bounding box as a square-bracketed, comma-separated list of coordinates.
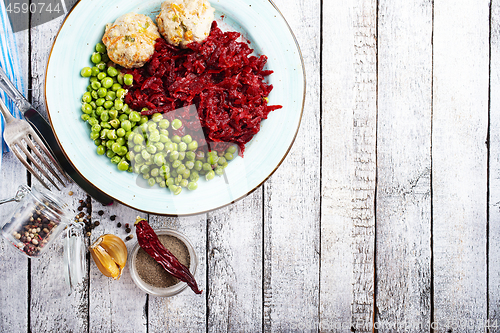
[0, 29, 29, 333]
[29, 17, 89, 333]
[320, 0, 377, 332]
[207, 191, 262, 332]
[89, 202, 146, 333]
[262, 0, 321, 331]
[490, 0, 500, 329]
[375, 0, 432, 331]
[432, 0, 489, 331]
[148, 214, 206, 332]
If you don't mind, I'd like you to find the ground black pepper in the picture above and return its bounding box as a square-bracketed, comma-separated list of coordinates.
[135, 235, 190, 288]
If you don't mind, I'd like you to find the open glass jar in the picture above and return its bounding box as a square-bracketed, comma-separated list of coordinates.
[0, 185, 86, 292]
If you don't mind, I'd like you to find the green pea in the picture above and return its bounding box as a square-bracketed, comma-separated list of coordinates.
[140, 165, 150, 175]
[187, 182, 198, 190]
[100, 111, 109, 122]
[177, 164, 187, 175]
[158, 180, 166, 188]
[116, 137, 126, 146]
[188, 141, 198, 151]
[91, 52, 102, 64]
[178, 152, 185, 161]
[151, 168, 159, 177]
[123, 74, 134, 86]
[126, 151, 134, 161]
[227, 145, 237, 154]
[194, 160, 203, 171]
[169, 151, 179, 161]
[117, 73, 124, 85]
[171, 170, 178, 178]
[116, 128, 126, 137]
[133, 134, 144, 145]
[111, 142, 121, 154]
[154, 153, 165, 166]
[91, 90, 99, 100]
[118, 146, 128, 156]
[182, 169, 190, 179]
[116, 89, 126, 99]
[96, 145, 106, 155]
[179, 142, 187, 152]
[215, 166, 224, 175]
[96, 106, 104, 115]
[172, 135, 181, 143]
[106, 91, 116, 101]
[171, 119, 182, 130]
[141, 150, 151, 161]
[110, 156, 121, 164]
[139, 115, 148, 125]
[94, 139, 102, 146]
[96, 62, 106, 71]
[154, 142, 165, 151]
[185, 160, 194, 170]
[91, 66, 100, 76]
[180, 135, 191, 144]
[203, 162, 212, 171]
[115, 159, 128, 171]
[107, 67, 119, 77]
[109, 109, 118, 119]
[129, 111, 141, 122]
[121, 120, 132, 132]
[206, 170, 215, 181]
[180, 179, 189, 187]
[149, 132, 160, 142]
[185, 151, 196, 162]
[82, 92, 92, 103]
[225, 152, 234, 160]
[208, 154, 219, 165]
[95, 42, 106, 54]
[106, 150, 116, 158]
[107, 129, 117, 140]
[169, 185, 182, 195]
[196, 151, 205, 160]
[101, 77, 113, 89]
[80, 67, 92, 77]
[151, 113, 163, 122]
[91, 81, 101, 90]
[96, 73, 106, 81]
[103, 101, 113, 109]
[126, 131, 134, 141]
[81, 103, 92, 114]
[190, 171, 199, 182]
[146, 144, 157, 154]
[86, 85, 92, 92]
[91, 124, 101, 133]
[166, 177, 174, 187]
[172, 160, 182, 169]
[89, 131, 99, 140]
[157, 134, 168, 144]
[100, 121, 111, 129]
[97, 88, 106, 98]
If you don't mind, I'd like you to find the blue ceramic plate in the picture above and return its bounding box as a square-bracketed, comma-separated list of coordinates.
[45, 0, 305, 215]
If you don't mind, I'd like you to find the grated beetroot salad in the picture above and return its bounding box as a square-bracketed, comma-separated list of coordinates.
[122, 21, 282, 154]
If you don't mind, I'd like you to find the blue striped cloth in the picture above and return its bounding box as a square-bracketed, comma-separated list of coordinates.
[0, 0, 26, 171]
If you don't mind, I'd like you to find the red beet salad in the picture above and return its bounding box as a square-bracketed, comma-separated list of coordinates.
[123, 21, 282, 154]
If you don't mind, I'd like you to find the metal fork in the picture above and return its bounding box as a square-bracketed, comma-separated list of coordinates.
[0, 97, 66, 190]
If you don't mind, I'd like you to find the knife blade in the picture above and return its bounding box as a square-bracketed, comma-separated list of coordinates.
[0, 67, 113, 205]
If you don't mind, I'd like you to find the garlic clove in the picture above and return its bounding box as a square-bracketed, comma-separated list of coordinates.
[100, 234, 127, 269]
[90, 234, 127, 280]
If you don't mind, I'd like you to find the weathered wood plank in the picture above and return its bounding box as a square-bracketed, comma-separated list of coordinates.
[29, 17, 90, 332]
[375, 0, 432, 331]
[432, 0, 489, 331]
[262, 0, 320, 331]
[489, 0, 500, 329]
[320, 0, 377, 332]
[89, 202, 147, 333]
[0, 29, 29, 332]
[207, 192, 262, 332]
[148, 214, 206, 332]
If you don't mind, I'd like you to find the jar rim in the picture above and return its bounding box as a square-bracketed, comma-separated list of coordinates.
[29, 185, 71, 223]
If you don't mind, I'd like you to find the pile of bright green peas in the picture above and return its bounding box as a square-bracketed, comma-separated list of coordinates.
[80, 42, 237, 195]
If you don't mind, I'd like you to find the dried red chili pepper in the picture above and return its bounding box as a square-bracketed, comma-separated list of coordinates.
[134, 218, 202, 294]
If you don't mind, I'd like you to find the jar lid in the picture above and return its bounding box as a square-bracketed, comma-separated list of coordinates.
[63, 222, 86, 295]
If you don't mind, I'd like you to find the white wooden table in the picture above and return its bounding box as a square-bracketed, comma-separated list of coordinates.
[1, 0, 499, 332]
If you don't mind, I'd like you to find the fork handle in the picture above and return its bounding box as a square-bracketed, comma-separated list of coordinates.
[0, 96, 17, 124]
[0, 66, 31, 114]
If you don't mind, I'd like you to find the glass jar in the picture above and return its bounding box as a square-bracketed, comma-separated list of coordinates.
[0, 185, 86, 293]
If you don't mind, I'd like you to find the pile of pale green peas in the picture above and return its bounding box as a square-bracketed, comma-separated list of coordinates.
[79, 42, 237, 195]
